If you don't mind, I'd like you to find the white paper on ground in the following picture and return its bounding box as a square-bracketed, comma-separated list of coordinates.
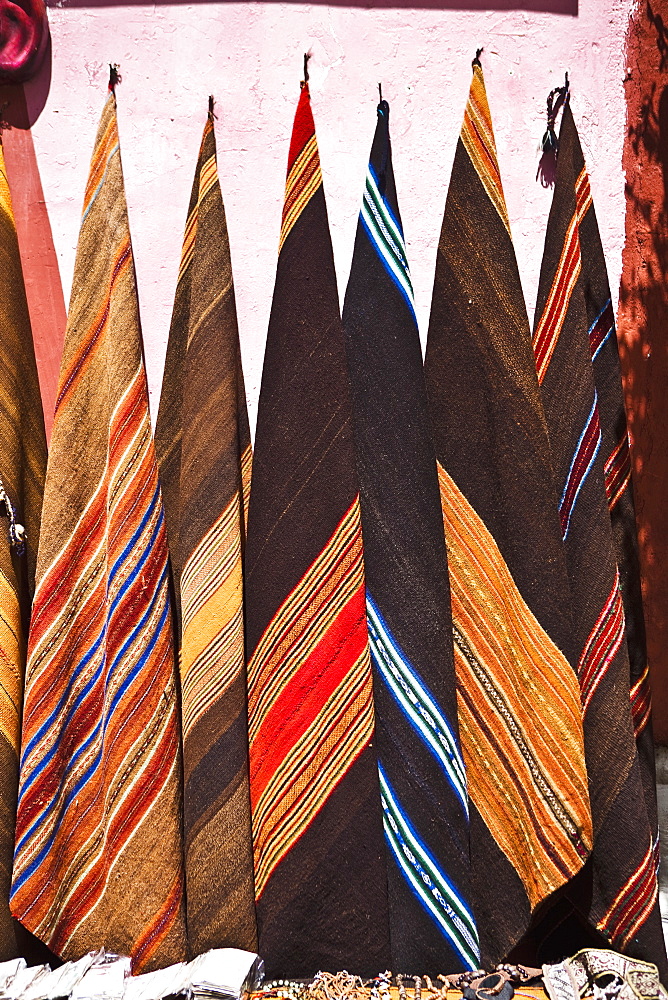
[71, 956, 131, 1000]
[1, 964, 50, 1000]
[186, 949, 263, 997]
[0, 959, 26, 993]
[21, 951, 101, 1000]
[122, 963, 190, 1000]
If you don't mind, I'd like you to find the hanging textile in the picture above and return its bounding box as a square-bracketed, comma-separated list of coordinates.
[155, 101, 256, 956]
[245, 74, 391, 977]
[341, 96, 479, 973]
[562, 103, 658, 842]
[10, 83, 188, 971]
[0, 141, 47, 958]
[423, 57, 592, 966]
[532, 96, 665, 971]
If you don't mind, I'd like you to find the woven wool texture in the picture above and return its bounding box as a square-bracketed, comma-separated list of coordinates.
[155, 107, 257, 956]
[10, 90, 188, 971]
[244, 81, 392, 977]
[533, 100, 666, 973]
[562, 106, 658, 843]
[342, 98, 479, 973]
[423, 62, 593, 966]
[0, 142, 47, 959]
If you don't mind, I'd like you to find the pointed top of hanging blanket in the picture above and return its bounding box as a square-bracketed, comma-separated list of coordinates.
[108, 63, 120, 93]
[537, 72, 569, 187]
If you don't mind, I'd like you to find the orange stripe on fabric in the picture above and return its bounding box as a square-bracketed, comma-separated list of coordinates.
[597, 840, 658, 947]
[55, 237, 132, 412]
[575, 166, 592, 223]
[438, 462, 592, 908]
[248, 500, 375, 898]
[460, 65, 511, 236]
[279, 133, 322, 252]
[82, 115, 118, 217]
[533, 214, 581, 383]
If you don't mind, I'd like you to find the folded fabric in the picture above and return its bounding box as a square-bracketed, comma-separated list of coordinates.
[244, 73, 391, 975]
[155, 100, 256, 956]
[342, 94, 478, 973]
[533, 94, 665, 972]
[11, 82, 187, 969]
[424, 56, 592, 964]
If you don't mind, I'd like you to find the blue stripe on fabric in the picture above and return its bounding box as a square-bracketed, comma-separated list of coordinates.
[589, 298, 614, 361]
[12, 568, 171, 895]
[81, 143, 120, 223]
[366, 593, 468, 814]
[360, 165, 418, 327]
[14, 558, 169, 858]
[108, 482, 161, 589]
[360, 213, 417, 323]
[378, 765, 480, 969]
[20, 488, 163, 774]
[560, 393, 602, 540]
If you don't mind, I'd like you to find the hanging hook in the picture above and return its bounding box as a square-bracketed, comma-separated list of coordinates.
[208, 95, 215, 119]
[109, 63, 120, 93]
[378, 82, 383, 102]
[472, 47, 483, 68]
[303, 51, 311, 84]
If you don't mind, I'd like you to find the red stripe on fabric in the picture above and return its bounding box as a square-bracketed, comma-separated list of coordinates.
[286, 84, 316, 176]
[579, 577, 624, 711]
[534, 221, 580, 380]
[575, 168, 591, 219]
[560, 406, 601, 534]
[55, 239, 132, 413]
[589, 300, 614, 358]
[605, 436, 632, 511]
[250, 583, 368, 807]
[131, 870, 183, 973]
[631, 672, 652, 738]
[601, 844, 657, 945]
[18, 632, 176, 934]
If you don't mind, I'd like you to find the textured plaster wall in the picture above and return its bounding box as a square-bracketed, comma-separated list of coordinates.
[25, 0, 633, 433]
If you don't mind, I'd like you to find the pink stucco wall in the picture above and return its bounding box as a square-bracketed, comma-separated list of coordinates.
[24, 0, 632, 432]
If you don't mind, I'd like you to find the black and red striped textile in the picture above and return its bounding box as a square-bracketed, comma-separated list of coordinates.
[533, 96, 666, 973]
[244, 79, 391, 977]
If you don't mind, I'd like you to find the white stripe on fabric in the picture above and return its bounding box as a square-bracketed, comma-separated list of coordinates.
[367, 594, 468, 813]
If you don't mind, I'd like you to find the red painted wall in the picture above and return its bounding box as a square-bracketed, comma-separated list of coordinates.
[619, 0, 668, 743]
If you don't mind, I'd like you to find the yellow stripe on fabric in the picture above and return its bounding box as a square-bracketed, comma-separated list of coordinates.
[438, 462, 592, 908]
[252, 647, 373, 897]
[0, 566, 23, 752]
[247, 502, 363, 742]
[180, 493, 244, 737]
[178, 153, 219, 285]
[460, 65, 511, 237]
[241, 442, 252, 534]
[198, 154, 218, 206]
[279, 134, 322, 252]
[0, 144, 16, 227]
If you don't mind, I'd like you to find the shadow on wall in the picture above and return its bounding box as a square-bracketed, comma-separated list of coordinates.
[618, 1, 668, 744]
[46, 0, 577, 11]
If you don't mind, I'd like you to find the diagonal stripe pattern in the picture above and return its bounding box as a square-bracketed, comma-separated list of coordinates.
[244, 80, 391, 977]
[155, 107, 257, 956]
[533, 96, 665, 971]
[342, 97, 478, 972]
[10, 90, 187, 971]
[0, 140, 47, 958]
[424, 59, 592, 966]
[570, 121, 656, 836]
